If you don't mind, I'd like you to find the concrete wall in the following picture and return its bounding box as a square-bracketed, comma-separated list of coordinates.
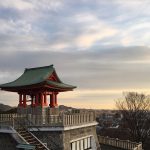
[0, 133, 17, 150]
[32, 125, 100, 150]
[63, 125, 100, 150]
[32, 131, 64, 150]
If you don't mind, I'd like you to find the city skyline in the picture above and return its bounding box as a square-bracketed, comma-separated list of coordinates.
[0, 0, 150, 109]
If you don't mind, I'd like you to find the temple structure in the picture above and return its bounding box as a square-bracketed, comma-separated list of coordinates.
[0, 65, 100, 150]
[0, 65, 76, 108]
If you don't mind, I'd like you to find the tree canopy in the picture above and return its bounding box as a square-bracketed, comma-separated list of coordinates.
[116, 92, 150, 146]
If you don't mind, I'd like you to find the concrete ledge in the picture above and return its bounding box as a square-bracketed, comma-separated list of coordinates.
[0, 126, 16, 133]
[28, 122, 98, 131]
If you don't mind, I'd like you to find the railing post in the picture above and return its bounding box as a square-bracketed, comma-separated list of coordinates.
[63, 114, 66, 126]
[12, 114, 14, 128]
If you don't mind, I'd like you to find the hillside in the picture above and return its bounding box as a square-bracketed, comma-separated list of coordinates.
[0, 103, 12, 112]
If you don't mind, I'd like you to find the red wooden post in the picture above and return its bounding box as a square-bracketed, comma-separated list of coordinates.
[44, 93, 48, 106]
[49, 93, 55, 108]
[23, 94, 27, 108]
[40, 93, 44, 106]
[35, 93, 39, 106]
[55, 92, 58, 107]
[19, 93, 22, 106]
[49, 94, 52, 107]
[31, 95, 35, 107]
[31, 95, 33, 106]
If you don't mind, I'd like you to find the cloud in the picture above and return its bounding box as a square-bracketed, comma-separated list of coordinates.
[0, 46, 150, 89]
[32, 0, 64, 11]
[0, 19, 31, 34]
[0, 0, 34, 10]
[0, 0, 150, 108]
[74, 13, 118, 48]
[0, 0, 149, 52]
[0, 0, 64, 11]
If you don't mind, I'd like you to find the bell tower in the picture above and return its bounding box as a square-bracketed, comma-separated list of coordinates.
[0, 65, 100, 150]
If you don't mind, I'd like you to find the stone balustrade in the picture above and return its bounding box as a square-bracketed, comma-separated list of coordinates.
[62, 112, 95, 126]
[98, 136, 142, 150]
[0, 112, 96, 128]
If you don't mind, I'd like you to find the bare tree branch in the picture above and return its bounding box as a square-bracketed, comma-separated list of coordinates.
[116, 92, 150, 145]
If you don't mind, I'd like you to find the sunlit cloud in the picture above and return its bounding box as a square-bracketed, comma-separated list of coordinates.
[76, 27, 117, 48]
[0, 0, 34, 10]
[0, 0, 150, 109]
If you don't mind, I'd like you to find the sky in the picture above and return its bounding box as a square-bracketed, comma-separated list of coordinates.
[0, 0, 150, 109]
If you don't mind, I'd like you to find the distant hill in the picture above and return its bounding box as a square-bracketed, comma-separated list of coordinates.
[0, 103, 12, 111]
[0, 103, 102, 114]
[0, 103, 17, 114]
[59, 105, 75, 111]
[0, 104, 75, 114]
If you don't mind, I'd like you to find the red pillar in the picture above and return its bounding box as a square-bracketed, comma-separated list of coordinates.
[31, 95, 35, 107]
[19, 94, 22, 106]
[23, 94, 27, 108]
[54, 92, 58, 107]
[44, 93, 48, 106]
[40, 93, 44, 106]
[35, 93, 39, 106]
[49, 93, 55, 108]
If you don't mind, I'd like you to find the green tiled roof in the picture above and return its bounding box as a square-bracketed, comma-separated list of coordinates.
[0, 65, 76, 90]
[46, 80, 76, 89]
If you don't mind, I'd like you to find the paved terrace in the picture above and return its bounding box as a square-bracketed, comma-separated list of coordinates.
[0, 113, 142, 150]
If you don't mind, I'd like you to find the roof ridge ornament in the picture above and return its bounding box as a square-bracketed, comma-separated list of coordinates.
[25, 64, 54, 71]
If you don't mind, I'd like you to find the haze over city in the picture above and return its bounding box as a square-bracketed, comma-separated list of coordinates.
[0, 0, 150, 109]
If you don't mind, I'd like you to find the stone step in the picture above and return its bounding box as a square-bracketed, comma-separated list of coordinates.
[19, 131, 32, 135]
[36, 146, 47, 150]
[27, 139, 37, 143]
[20, 134, 33, 139]
[19, 131, 28, 135]
[20, 132, 31, 136]
[18, 129, 27, 133]
[19, 131, 29, 134]
[27, 138, 39, 142]
[22, 135, 33, 139]
[36, 145, 45, 149]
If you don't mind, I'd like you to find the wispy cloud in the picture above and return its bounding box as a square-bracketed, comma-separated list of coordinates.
[0, 47, 150, 108]
[0, 0, 150, 108]
[0, 0, 34, 10]
[0, 0, 149, 52]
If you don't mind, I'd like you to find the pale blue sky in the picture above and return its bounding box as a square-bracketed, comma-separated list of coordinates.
[0, 0, 150, 109]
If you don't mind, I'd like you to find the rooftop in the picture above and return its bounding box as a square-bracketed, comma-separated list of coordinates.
[0, 65, 76, 92]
